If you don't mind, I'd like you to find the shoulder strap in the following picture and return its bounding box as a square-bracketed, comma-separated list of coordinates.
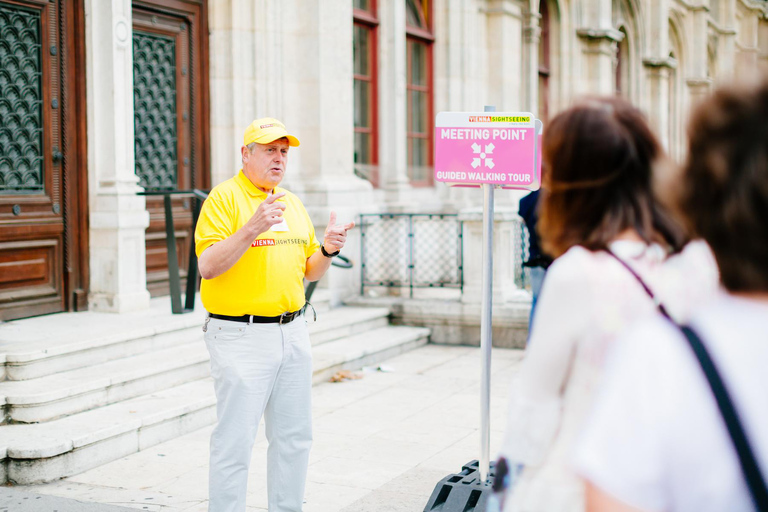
[605, 248, 672, 320]
[680, 326, 768, 511]
[607, 248, 768, 509]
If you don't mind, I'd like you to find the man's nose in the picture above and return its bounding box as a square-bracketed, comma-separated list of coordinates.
[273, 152, 285, 163]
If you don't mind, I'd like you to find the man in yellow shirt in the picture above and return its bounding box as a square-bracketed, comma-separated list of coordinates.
[195, 118, 354, 512]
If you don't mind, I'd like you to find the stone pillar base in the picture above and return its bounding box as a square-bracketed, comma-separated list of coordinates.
[88, 189, 151, 313]
[89, 290, 151, 314]
[459, 206, 528, 305]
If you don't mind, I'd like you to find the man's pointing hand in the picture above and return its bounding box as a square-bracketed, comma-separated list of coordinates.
[323, 211, 355, 253]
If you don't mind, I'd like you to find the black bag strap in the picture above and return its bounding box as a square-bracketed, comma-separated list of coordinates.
[604, 248, 672, 321]
[680, 326, 768, 511]
[606, 248, 768, 510]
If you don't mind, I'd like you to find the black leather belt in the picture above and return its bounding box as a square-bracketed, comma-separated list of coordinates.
[209, 307, 304, 325]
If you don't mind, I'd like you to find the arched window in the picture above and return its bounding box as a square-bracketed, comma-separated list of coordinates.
[538, 0, 551, 121]
[406, 0, 434, 186]
[353, 0, 379, 186]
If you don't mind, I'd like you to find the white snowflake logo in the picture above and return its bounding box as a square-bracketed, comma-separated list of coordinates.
[471, 142, 495, 169]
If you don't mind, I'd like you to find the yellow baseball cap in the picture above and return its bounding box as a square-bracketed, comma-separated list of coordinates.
[243, 117, 300, 147]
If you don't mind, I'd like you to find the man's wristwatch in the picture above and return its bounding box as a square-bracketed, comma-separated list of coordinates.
[321, 244, 340, 258]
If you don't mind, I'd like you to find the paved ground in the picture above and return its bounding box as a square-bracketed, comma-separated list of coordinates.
[0, 486, 135, 511]
[7, 344, 523, 511]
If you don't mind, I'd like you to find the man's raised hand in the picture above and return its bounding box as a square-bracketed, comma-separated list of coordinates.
[323, 211, 355, 253]
[247, 192, 286, 236]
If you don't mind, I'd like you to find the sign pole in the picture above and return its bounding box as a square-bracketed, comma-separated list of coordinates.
[479, 105, 495, 483]
[427, 107, 538, 509]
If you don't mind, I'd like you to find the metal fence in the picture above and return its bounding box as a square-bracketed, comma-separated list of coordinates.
[516, 221, 532, 290]
[360, 214, 463, 296]
[360, 213, 532, 296]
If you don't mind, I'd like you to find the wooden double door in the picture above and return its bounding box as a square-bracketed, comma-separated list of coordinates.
[0, 0, 87, 321]
[0, 0, 208, 321]
[132, 0, 209, 297]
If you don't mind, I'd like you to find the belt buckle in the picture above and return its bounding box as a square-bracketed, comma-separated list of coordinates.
[279, 312, 289, 325]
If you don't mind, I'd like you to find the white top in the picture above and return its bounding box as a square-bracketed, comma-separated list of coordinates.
[499, 240, 719, 511]
[574, 291, 768, 512]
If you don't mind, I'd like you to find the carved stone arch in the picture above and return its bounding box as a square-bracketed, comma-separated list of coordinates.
[707, 31, 718, 80]
[612, 0, 645, 103]
[668, 15, 687, 161]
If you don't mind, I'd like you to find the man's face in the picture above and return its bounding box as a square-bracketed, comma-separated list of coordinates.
[242, 138, 290, 192]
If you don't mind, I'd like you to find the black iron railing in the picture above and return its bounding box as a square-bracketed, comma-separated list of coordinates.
[139, 189, 209, 314]
[360, 213, 463, 297]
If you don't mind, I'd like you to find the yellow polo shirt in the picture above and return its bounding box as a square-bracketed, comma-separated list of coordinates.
[195, 171, 320, 316]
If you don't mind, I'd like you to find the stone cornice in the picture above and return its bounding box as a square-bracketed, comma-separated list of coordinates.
[686, 77, 714, 87]
[643, 57, 679, 69]
[481, 0, 524, 19]
[738, 0, 768, 15]
[673, 0, 709, 13]
[576, 28, 624, 42]
[707, 19, 738, 36]
[734, 42, 760, 52]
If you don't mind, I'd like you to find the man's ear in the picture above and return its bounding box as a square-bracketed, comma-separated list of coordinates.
[241, 145, 250, 163]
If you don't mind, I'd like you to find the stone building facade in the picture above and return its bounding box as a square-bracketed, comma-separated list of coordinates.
[1, 0, 766, 321]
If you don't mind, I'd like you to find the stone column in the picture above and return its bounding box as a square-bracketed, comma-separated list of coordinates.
[208, 0, 261, 187]
[521, 0, 540, 114]
[687, 2, 713, 104]
[714, 0, 737, 79]
[278, 0, 373, 304]
[576, 30, 622, 95]
[377, 0, 410, 199]
[761, 16, 768, 75]
[85, 0, 151, 313]
[486, 1, 524, 110]
[733, 2, 763, 80]
[576, 0, 619, 95]
[642, 0, 671, 148]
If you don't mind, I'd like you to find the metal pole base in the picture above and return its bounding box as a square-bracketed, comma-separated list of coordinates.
[423, 460, 498, 512]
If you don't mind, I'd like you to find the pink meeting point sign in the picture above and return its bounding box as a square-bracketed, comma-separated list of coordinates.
[434, 112, 540, 191]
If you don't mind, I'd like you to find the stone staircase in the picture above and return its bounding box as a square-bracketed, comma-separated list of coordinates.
[0, 291, 430, 485]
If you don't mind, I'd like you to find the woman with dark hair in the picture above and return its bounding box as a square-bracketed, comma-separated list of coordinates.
[496, 97, 718, 512]
[575, 80, 768, 512]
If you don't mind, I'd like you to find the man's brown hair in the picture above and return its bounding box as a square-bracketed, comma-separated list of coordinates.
[681, 79, 768, 292]
[538, 97, 686, 258]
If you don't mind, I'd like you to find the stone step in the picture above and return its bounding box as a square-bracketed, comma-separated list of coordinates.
[311, 325, 430, 384]
[0, 306, 391, 423]
[0, 299, 388, 382]
[0, 325, 430, 485]
[0, 379, 217, 485]
[308, 306, 390, 346]
[0, 296, 207, 382]
[0, 343, 211, 424]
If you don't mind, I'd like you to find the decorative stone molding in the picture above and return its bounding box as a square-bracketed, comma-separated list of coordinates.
[738, 0, 768, 15]
[482, 0, 523, 18]
[576, 27, 625, 42]
[643, 56, 679, 68]
[707, 18, 738, 36]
